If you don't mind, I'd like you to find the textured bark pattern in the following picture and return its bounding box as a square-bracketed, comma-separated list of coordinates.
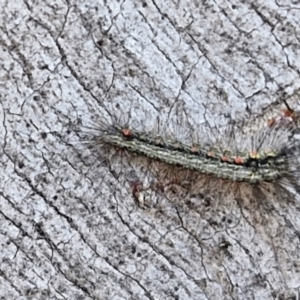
[1, 0, 300, 299]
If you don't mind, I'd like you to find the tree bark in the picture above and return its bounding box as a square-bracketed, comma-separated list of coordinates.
[1, 0, 300, 299]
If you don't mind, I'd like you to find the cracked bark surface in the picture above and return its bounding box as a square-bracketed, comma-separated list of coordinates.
[1, 0, 300, 299]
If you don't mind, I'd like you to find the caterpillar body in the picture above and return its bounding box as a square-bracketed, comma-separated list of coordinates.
[102, 126, 290, 184]
[76, 105, 300, 203]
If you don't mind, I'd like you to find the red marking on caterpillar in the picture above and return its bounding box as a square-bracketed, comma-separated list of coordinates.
[122, 128, 132, 137]
[233, 157, 244, 165]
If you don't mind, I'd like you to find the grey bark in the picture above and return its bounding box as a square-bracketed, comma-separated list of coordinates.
[1, 0, 300, 299]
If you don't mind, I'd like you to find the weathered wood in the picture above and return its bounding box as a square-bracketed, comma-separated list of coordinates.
[1, 0, 300, 299]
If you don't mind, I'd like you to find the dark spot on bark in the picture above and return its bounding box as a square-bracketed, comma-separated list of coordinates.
[40, 90, 47, 98]
[204, 198, 211, 207]
[225, 48, 232, 54]
[80, 286, 89, 294]
[39, 64, 48, 70]
[184, 199, 192, 206]
[219, 239, 231, 250]
[97, 39, 104, 47]
[141, 236, 149, 243]
[66, 216, 73, 223]
[41, 132, 47, 139]
[131, 245, 136, 254]
[209, 220, 218, 227]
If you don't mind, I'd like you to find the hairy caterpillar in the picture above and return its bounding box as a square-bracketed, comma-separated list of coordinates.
[75, 103, 300, 205]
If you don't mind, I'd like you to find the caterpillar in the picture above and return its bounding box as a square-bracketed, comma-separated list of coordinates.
[75, 102, 300, 205]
